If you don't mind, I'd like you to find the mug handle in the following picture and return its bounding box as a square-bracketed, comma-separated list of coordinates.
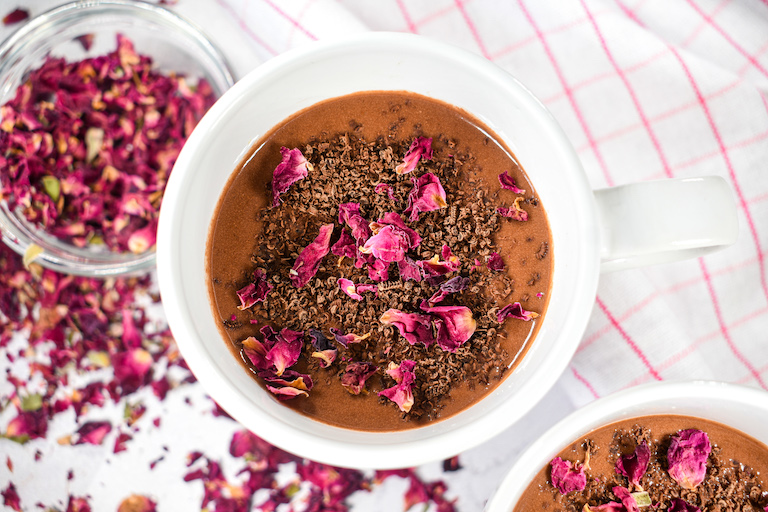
[594, 176, 739, 273]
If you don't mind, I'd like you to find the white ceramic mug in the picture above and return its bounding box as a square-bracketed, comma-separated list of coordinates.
[485, 381, 768, 512]
[156, 33, 738, 469]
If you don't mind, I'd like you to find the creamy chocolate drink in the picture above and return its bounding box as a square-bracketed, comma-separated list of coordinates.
[515, 415, 768, 512]
[207, 91, 553, 431]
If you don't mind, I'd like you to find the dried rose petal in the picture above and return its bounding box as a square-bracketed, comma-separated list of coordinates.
[76, 34, 95, 51]
[395, 137, 433, 175]
[242, 336, 269, 371]
[487, 252, 505, 271]
[378, 360, 416, 413]
[265, 328, 303, 376]
[587, 504, 627, 512]
[271, 147, 312, 207]
[259, 369, 313, 400]
[613, 486, 639, 512]
[375, 183, 397, 201]
[362, 212, 421, 263]
[73, 421, 112, 445]
[236, 268, 273, 310]
[380, 309, 437, 348]
[2, 8, 29, 25]
[427, 275, 470, 306]
[338, 277, 363, 300]
[498, 170, 526, 194]
[397, 256, 423, 282]
[419, 245, 461, 277]
[308, 329, 337, 368]
[340, 362, 378, 395]
[668, 499, 701, 512]
[5, 408, 48, 443]
[331, 229, 357, 260]
[1, 482, 21, 511]
[497, 196, 529, 221]
[497, 302, 539, 323]
[126, 221, 157, 254]
[667, 429, 711, 489]
[550, 456, 587, 494]
[330, 328, 369, 348]
[290, 223, 333, 288]
[338, 202, 371, 244]
[357, 284, 378, 296]
[615, 441, 650, 488]
[368, 257, 390, 282]
[419, 302, 476, 353]
[403, 172, 448, 222]
[112, 348, 153, 394]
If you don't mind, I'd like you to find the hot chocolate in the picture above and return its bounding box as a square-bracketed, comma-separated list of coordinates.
[514, 415, 768, 512]
[206, 91, 553, 431]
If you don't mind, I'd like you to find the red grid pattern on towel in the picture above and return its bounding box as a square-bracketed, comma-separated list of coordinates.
[219, 0, 768, 407]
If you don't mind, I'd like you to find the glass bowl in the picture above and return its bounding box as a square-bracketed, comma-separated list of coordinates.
[0, 0, 234, 276]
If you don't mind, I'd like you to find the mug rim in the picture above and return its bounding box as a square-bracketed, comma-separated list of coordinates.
[157, 32, 601, 468]
[484, 380, 768, 512]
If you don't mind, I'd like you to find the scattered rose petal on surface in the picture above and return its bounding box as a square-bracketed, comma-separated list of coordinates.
[378, 360, 416, 413]
[668, 499, 701, 512]
[242, 336, 270, 371]
[380, 309, 437, 348]
[497, 196, 529, 221]
[73, 421, 112, 445]
[330, 328, 370, 348]
[66, 495, 92, 512]
[1, 482, 21, 511]
[403, 172, 448, 222]
[667, 429, 711, 489]
[427, 275, 470, 306]
[112, 348, 153, 394]
[271, 147, 312, 207]
[613, 486, 639, 512]
[497, 302, 539, 323]
[338, 277, 363, 300]
[265, 328, 303, 376]
[419, 302, 476, 352]
[290, 223, 333, 288]
[419, 245, 461, 277]
[340, 362, 378, 395]
[236, 268, 273, 310]
[2, 8, 28, 25]
[395, 137, 433, 174]
[616, 441, 650, 489]
[331, 228, 357, 261]
[308, 329, 337, 368]
[259, 369, 313, 400]
[338, 202, 372, 245]
[443, 455, 462, 472]
[487, 252, 505, 271]
[498, 170, 526, 194]
[398, 256, 423, 282]
[362, 212, 421, 263]
[550, 456, 588, 494]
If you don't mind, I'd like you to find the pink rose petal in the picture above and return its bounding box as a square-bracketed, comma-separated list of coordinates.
[497, 196, 529, 221]
[378, 360, 416, 413]
[112, 348, 153, 394]
[380, 309, 437, 348]
[550, 456, 587, 494]
[271, 147, 311, 207]
[395, 137, 433, 175]
[338, 277, 363, 300]
[375, 183, 397, 201]
[242, 336, 270, 371]
[368, 257, 390, 282]
[362, 212, 421, 263]
[487, 252, 505, 271]
[497, 302, 539, 323]
[404, 172, 448, 222]
[397, 256, 423, 282]
[668, 499, 701, 512]
[498, 170, 526, 194]
[308, 329, 337, 368]
[1, 482, 21, 511]
[290, 223, 334, 288]
[419, 302, 476, 352]
[427, 275, 470, 306]
[338, 202, 371, 244]
[418, 245, 461, 277]
[74, 421, 112, 446]
[340, 362, 379, 395]
[330, 328, 369, 348]
[667, 429, 711, 489]
[613, 486, 639, 512]
[615, 441, 650, 488]
[236, 268, 273, 310]
[265, 328, 303, 376]
[331, 229, 357, 260]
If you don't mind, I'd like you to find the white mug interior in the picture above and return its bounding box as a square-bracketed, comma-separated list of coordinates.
[485, 381, 768, 512]
[157, 32, 600, 469]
